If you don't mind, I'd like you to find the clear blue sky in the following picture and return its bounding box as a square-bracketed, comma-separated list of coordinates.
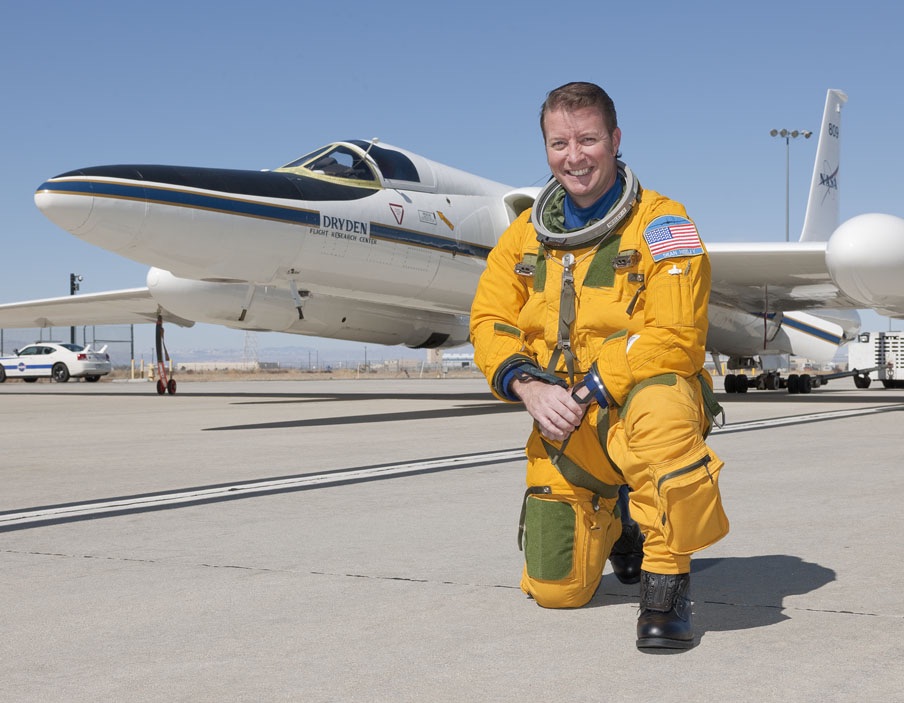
[2, 1, 902, 362]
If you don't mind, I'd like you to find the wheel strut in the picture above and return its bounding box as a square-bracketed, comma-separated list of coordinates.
[155, 314, 176, 395]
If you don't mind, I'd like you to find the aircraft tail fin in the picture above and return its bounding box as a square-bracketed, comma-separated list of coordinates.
[799, 89, 848, 242]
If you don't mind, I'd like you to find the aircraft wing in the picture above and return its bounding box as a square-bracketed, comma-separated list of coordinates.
[707, 241, 860, 313]
[0, 288, 195, 329]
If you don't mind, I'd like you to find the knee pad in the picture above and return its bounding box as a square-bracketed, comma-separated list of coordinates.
[519, 489, 621, 608]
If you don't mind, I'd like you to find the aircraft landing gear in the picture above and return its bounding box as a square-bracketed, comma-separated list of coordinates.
[156, 378, 177, 395]
[785, 373, 812, 394]
[724, 373, 749, 393]
[155, 314, 177, 395]
[721, 360, 882, 395]
[724, 370, 814, 394]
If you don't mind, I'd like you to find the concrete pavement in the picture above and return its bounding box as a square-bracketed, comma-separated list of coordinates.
[1, 377, 901, 701]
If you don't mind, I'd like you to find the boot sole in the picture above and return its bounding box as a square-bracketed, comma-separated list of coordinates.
[636, 636, 695, 650]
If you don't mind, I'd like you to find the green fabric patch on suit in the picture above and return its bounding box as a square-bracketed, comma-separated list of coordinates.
[582, 236, 623, 289]
[523, 497, 575, 581]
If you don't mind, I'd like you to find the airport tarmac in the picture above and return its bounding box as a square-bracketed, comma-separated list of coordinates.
[1, 376, 902, 702]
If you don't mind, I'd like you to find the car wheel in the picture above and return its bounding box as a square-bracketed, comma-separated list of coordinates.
[52, 363, 71, 383]
[85, 375, 100, 382]
[0, 366, 5, 383]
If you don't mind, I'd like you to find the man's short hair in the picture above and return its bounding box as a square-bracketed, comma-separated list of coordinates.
[540, 82, 618, 137]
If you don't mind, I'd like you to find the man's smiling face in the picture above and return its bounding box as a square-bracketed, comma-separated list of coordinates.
[543, 106, 621, 209]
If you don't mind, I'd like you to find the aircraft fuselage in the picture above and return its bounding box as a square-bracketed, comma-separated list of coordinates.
[34, 141, 533, 347]
[35, 163, 506, 314]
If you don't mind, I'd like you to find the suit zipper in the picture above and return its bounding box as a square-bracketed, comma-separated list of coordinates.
[656, 454, 712, 493]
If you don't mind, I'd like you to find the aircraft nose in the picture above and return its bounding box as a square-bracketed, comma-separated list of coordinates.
[34, 175, 96, 234]
[34, 166, 150, 253]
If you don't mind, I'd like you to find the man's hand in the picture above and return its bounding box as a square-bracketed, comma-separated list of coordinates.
[511, 378, 587, 442]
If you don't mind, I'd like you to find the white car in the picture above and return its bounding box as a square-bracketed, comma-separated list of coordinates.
[0, 342, 112, 383]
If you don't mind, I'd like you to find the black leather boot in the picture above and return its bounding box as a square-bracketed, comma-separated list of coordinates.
[608, 522, 644, 584]
[636, 571, 694, 650]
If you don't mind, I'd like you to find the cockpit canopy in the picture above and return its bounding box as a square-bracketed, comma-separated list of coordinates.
[274, 139, 515, 199]
[276, 140, 430, 190]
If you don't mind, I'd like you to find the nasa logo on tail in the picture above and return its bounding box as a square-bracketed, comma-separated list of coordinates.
[819, 162, 839, 203]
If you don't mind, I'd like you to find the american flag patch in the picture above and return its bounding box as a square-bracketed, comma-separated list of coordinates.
[642, 216, 703, 262]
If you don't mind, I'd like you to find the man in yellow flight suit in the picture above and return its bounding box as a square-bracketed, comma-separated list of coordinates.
[470, 82, 728, 650]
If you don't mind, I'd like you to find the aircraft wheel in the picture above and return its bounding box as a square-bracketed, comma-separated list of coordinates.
[167, 379, 177, 395]
[765, 373, 779, 391]
[787, 374, 800, 394]
[52, 363, 70, 383]
[85, 375, 100, 383]
[156, 379, 166, 395]
[724, 374, 737, 393]
[23, 377, 38, 383]
[736, 374, 748, 393]
[800, 374, 812, 394]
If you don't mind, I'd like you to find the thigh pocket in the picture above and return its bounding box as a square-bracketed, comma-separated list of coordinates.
[520, 492, 619, 608]
[648, 442, 729, 555]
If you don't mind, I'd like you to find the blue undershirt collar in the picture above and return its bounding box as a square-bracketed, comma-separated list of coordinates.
[563, 176, 625, 230]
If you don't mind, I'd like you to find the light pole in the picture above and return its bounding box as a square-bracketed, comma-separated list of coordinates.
[769, 128, 812, 241]
[69, 273, 82, 344]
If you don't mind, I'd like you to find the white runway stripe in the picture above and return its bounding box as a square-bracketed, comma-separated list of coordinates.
[0, 449, 525, 528]
[3, 403, 902, 528]
[710, 403, 904, 434]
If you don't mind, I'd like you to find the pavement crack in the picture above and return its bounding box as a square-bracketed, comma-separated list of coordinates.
[700, 597, 893, 618]
[2, 550, 518, 589]
[11, 550, 892, 617]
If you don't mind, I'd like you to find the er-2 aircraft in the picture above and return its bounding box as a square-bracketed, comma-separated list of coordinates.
[2, 89, 903, 394]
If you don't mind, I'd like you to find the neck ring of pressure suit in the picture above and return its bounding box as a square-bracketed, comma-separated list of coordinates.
[532, 161, 639, 250]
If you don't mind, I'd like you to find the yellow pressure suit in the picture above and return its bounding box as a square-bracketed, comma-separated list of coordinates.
[470, 187, 728, 609]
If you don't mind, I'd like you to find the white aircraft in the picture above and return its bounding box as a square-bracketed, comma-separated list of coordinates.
[707, 89, 904, 393]
[1, 90, 903, 394]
